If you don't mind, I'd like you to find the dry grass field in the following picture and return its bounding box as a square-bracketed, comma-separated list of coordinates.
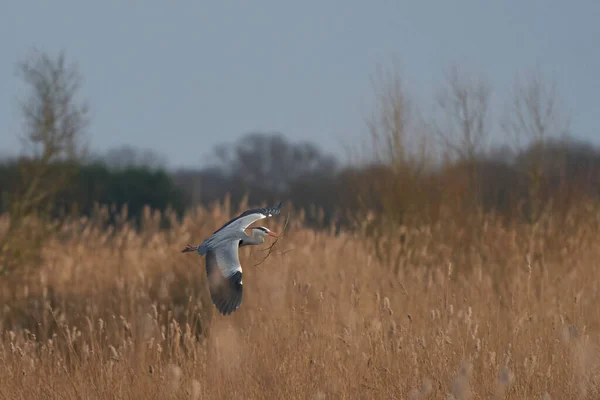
[1, 200, 600, 399]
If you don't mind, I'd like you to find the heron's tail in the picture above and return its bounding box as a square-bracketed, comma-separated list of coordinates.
[181, 241, 209, 255]
[182, 244, 198, 253]
[197, 242, 209, 256]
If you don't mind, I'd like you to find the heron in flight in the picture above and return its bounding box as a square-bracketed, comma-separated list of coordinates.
[182, 202, 282, 315]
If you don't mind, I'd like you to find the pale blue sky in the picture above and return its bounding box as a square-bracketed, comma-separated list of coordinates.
[1, 1, 599, 168]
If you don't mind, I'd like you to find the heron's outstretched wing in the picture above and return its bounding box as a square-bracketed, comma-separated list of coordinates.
[195, 202, 282, 257]
[213, 202, 282, 234]
[205, 240, 244, 315]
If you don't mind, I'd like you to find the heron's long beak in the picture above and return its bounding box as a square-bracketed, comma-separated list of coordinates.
[182, 244, 198, 253]
[268, 231, 278, 238]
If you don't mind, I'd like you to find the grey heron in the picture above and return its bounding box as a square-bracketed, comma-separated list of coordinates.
[182, 202, 282, 315]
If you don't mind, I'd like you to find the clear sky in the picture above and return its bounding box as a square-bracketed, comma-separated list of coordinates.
[1, 1, 599, 169]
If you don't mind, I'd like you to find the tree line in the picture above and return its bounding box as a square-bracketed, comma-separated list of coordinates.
[1, 49, 599, 272]
[3, 131, 599, 226]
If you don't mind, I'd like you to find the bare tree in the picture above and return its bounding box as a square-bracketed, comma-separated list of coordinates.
[431, 65, 492, 212]
[362, 63, 437, 176]
[502, 68, 570, 223]
[433, 65, 492, 162]
[354, 64, 441, 271]
[365, 64, 412, 169]
[502, 68, 569, 148]
[1, 49, 89, 274]
[13, 49, 90, 217]
[18, 49, 89, 163]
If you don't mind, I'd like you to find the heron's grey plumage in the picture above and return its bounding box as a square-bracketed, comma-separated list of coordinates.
[182, 202, 282, 316]
[196, 202, 282, 256]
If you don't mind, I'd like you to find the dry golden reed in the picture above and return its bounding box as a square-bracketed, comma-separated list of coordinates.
[0, 200, 600, 399]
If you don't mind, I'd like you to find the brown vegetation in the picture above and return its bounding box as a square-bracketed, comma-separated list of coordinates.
[2, 47, 597, 399]
[1, 199, 599, 399]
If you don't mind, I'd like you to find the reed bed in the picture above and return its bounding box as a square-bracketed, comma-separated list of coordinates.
[0, 200, 600, 399]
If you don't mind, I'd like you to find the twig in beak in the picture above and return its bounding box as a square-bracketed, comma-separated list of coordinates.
[254, 213, 292, 268]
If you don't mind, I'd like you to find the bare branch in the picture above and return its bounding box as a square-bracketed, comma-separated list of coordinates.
[366, 63, 412, 168]
[432, 65, 492, 162]
[501, 68, 570, 224]
[501, 68, 569, 148]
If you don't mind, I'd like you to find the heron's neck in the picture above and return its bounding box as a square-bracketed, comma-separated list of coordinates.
[241, 231, 264, 246]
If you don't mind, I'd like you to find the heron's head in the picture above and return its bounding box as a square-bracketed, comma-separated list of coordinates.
[252, 226, 278, 238]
